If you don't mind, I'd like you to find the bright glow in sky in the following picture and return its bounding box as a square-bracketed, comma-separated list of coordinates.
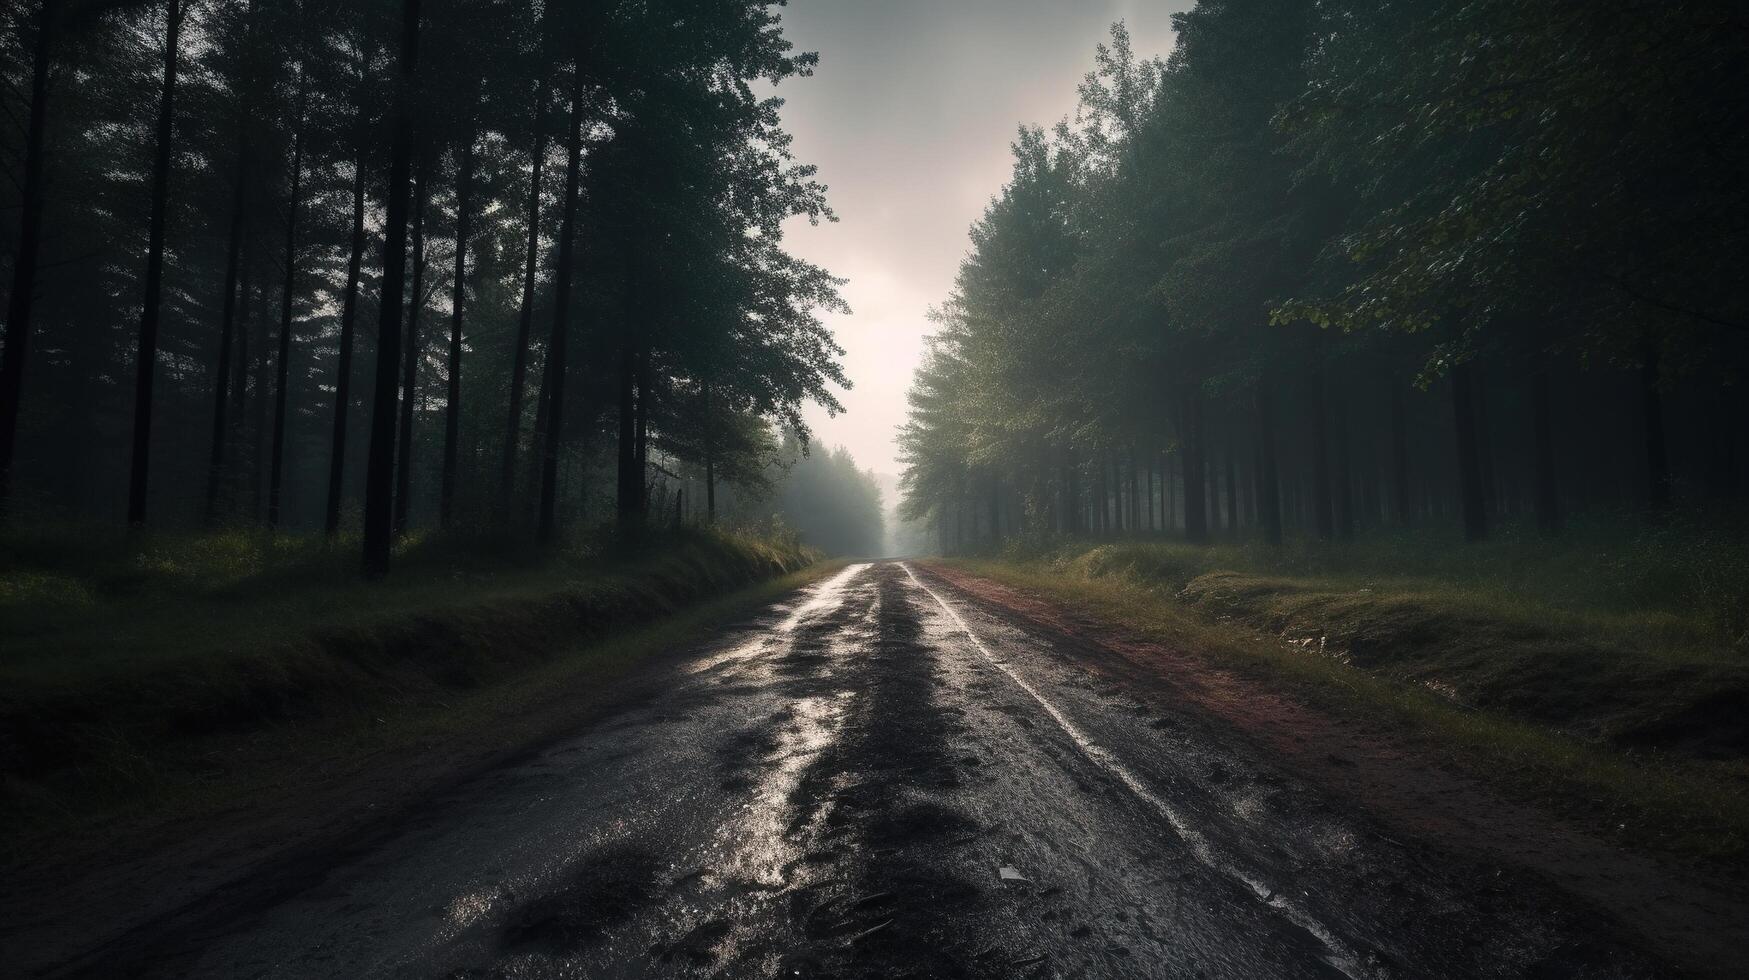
[775, 0, 1187, 479]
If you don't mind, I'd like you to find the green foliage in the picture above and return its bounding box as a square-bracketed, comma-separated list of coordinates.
[900, 2, 1748, 552]
[0, 0, 849, 545]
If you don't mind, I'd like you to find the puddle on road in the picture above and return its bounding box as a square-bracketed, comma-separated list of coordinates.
[685, 563, 869, 676]
[708, 692, 851, 889]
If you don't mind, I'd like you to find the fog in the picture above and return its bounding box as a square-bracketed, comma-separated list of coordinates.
[779, 0, 1189, 478]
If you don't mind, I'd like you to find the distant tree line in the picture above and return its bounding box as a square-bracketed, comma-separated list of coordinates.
[901, 1, 1748, 550]
[0, 0, 848, 576]
[772, 438, 882, 556]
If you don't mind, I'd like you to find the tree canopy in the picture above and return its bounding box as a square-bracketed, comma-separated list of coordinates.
[0, 0, 852, 575]
[901, 2, 1749, 550]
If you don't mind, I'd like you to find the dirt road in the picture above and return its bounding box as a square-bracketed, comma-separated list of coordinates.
[40, 562, 1682, 977]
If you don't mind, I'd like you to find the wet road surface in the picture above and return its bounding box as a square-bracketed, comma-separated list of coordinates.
[132, 562, 1666, 978]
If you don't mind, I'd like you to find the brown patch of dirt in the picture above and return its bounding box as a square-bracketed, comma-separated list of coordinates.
[919, 561, 1749, 980]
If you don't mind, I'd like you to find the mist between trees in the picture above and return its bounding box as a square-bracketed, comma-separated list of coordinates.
[898, 4, 1748, 554]
[0, 0, 877, 571]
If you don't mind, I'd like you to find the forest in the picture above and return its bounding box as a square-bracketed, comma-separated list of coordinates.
[6, 3, 1749, 975]
[0, 0, 877, 572]
[898, 1, 1748, 553]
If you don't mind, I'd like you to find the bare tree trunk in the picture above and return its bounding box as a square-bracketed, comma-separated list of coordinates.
[1310, 369, 1334, 541]
[233, 249, 254, 511]
[634, 346, 651, 515]
[988, 472, 1001, 545]
[1182, 391, 1209, 543]
[325, 127, 368, 539]
[205, 128, 250, 524]
[1391, 385, 1410, 524]
[1, 7, 52, 517]
[1165, 448, 1177, 533]
[268, 62, 307, 529]
[1332, 386, 1353, 540]
[1641, 339, 1671, 510]
[1224, 430, 1239, 536]
[1531, 355, 1560, 533]
[126, 0, 185, 527]
[441, 103, 477, 528]
[501, 71, 549, 508]
[1452, 362, 1488, 541]
[538, 66, 585, 545]
[363, 0, 422, 579]
[394, 152, 430, 535]
[616, 342, 637, 531]
[703, 380, 716, 523]
[1258, 382, 1283, 547]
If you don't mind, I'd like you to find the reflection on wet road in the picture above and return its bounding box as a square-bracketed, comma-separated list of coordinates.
[169, 562, 1664, 979]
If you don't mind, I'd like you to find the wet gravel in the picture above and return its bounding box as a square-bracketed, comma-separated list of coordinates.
[112, 562, 1672, 979]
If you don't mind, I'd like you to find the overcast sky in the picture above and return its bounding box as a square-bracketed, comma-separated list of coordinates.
[774, 0, 1189, 479]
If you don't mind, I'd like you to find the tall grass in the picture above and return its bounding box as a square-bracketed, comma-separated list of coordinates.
[0, 522, 815, 677]
[1002, 509, 1749, 654]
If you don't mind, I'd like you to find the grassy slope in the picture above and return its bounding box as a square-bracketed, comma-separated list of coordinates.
[955, 516, 1749, 862]
[0, 524, 827, 855]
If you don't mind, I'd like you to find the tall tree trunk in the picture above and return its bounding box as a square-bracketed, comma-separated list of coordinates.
[1390, 385, 1410, 524]
[1, 7, 53, 517]
[1641, 338, 1670, 510]
[1157, 447, 1167, 531]
[1222, 432, 1237, 536]
[525, 349, 549, 522]
[205, 130, 250, 525]
[616, 342, 636, 530]
[441, 106, 477, 528]
[538, 66, 584, 545]
[1059, 458, 1075, 534]
[1475, 370, 1498, 517]
[988, 473, 1001, 545]
[704, 381, 717, 524]
[1257, 382, 1283, 547]
[363, 0, 422, 579]
[1332, 386, 1354, 539]
[1531, 355, 1560, 534]
[250, 294, 269, 520]
[394, 152, 430, 535]
[1451, 362, 1488, 541]
[1310, 369, 1334, 541]
[1165, 448, 1177, 533]
[233, 248, 254, 508]
[1182, 391, 1209, 544]
[126, 0, 184, 527]
[267, 64, 307, 529]
[1145, 449, 1156, 533]
[1109, 455, 1121, 534]
[634, 346, 651, 514]
[325, 131, 368, 539]
[1133, 451, 1147, 535]
[501, 71, 549, 507]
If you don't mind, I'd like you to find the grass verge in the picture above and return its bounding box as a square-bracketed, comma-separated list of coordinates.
[950, 529, 1749, 864]
[0, 523, 828, 861]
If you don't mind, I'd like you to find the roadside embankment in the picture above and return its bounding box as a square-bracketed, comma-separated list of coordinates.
[941, 524, 1749, 864]
[0, 524, 825, 859]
